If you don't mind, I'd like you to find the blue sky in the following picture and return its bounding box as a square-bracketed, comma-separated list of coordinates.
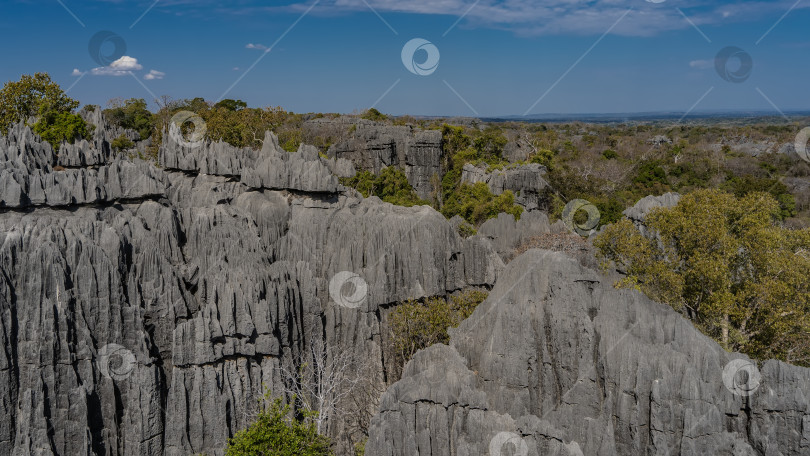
[1, 0, 809, 116]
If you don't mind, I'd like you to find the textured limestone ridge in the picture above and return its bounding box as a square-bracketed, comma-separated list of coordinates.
[1, 157, 168, 208]
[461, 162, 549, 210]
[57, 137, 111, 167]
[623, 192, 681, 237]
[367, 249, 810, 455]
[81, 106, 140, 143]
[0, 121, 55, 172]
[241, 131, 342, 193]
[477, 210, 551, 259]
[0, 121, 501, 455]
[159, 122, 261, 176]
[314, 119, 443, 200]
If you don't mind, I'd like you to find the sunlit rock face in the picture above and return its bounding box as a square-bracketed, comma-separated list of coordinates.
[367, 249, 810, 456]
[0, 117, 500, 455]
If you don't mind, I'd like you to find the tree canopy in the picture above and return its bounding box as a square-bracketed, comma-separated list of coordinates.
[595, 189, 810, 365]
[225, 394, 332, 456]
[0, 73, 80, 134]
[104, 98, 155, 140]
[0, 73, 89, 147]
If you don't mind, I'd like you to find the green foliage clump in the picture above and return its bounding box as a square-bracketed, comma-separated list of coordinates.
[0, 73, 80, 135]
[340, 167, 429, 207]
[214, 99, 248, 111]
[435, 124, 522, 225]
[111, 134, 135, 152]
[389, 290, 488, 369]
[33, 110, 89, 148]
[669, 159, 714, 191]
[633, 161, 670, 194]
[360, 108, 388, 122]
[595, 189, 810, 366]
[529, 149, 555, 170]
[149, 98, 305, 154]
[602, 149, 618, 160]
[472, 126, 508, 162]
[441, 125, 471, 157]
[225, 394, 332, 456]
[104, 98, 155, 140]
[441, 182, 523, 226]
[721, 174, 796, 220]
[457, 220, 477, 238]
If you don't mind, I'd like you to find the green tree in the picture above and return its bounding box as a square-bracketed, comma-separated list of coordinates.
[0, 73, 80, 134]
[595, 189, 810, 365]
[104, 98, 155, 140]
[225, 394, 332, 456]
[214, 99, 248, 111]
[721, 174, 796, 220]
[389, 290, 487, 371]
[360, 108, 388, 122]
[441, 182, 523, 226]
[33, 110, 89, 148]
[340, 167, 429, 207]
[529, 148, 555, 170]
[110, 134, 135, 152]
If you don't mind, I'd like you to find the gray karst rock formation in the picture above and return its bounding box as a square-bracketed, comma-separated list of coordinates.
[1, 113, 809, 456]
[308, 118, 443, 200]
[366, 250, 810, 456]
[476, 211, 551, 260]
[461, 162, 549, 210]
[622, 192, 681, 239]
[0, 118, 500, 455]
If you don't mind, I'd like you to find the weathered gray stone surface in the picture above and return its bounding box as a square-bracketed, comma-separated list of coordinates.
[461, 162, 548, 210]
[241, 132, 341, 193]
[622, 192, 680, 238]
[312, 118, 443, 200]
[477, 211, 551, 259]
[0, 122, 498, 455]
[367, 249, 810, 455]
[2, 119, 809, 456]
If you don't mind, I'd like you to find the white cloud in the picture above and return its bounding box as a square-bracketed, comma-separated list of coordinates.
[71, 68, 85, 76]
[91, 56, 143, 76]
[246, 43, 268, 50]
[144, 69, 166, 80]
[690, 59, 714, 69]
[265, 0, 809, 37]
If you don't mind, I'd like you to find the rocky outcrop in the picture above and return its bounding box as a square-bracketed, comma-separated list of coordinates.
[367, 249, 810, 455]
[477, 211, 551, 259]
[0, 122, 167, 208]
[310, 118, 443, 200]
[0, 122, 499, 455]
[241, 133, 341, 193]
[461, 162, 548, 210]
[622, 192, 680, 238]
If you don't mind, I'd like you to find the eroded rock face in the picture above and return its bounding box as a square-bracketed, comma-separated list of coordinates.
[622, 192, 680, 238]
[0, 122, 500, 455]
[367, 249, 810, 456]
[461, 162, 548, 210]
[312, 118, 443, 200]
